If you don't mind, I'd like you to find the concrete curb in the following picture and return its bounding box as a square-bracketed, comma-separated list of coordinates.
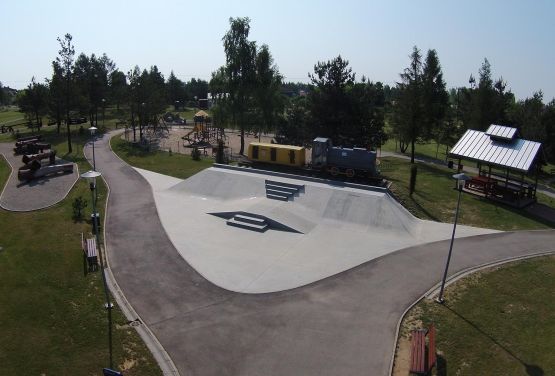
[388, 250, 555, 375]
[213, 163, 388, 193]
[96, 131, 180, 375]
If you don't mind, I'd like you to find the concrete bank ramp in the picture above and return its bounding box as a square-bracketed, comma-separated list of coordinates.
[138, 166, 499, 293]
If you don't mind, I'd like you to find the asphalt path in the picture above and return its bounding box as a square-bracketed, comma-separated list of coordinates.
[88, 130, 555, 376]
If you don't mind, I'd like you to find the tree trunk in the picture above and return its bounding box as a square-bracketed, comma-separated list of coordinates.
[410, 138, 415, 164]
[66, 109, 72, 154]
[240, 126, 245, 155]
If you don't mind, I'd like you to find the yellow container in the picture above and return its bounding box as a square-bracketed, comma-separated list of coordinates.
[247, 142, 306, 167]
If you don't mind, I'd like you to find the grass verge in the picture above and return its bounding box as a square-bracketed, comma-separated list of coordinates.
[111, 136, 213, 179]
[395, 256, 555, 376]
[381, 157, 554, 231]
[0, 131, 162, 375]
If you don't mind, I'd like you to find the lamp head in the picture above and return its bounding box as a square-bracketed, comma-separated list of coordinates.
[81, 170, 101, 184]
[89, 126, 98, 135]
[453, 173, 471, 190]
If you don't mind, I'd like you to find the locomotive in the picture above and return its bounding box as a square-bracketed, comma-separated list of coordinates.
[247, 137, 379, 179]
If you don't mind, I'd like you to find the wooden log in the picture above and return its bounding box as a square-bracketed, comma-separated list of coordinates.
[22, 150, 56, 165]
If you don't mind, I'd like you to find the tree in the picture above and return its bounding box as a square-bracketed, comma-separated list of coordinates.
[17, 77, 49, 129]
[109, 70, 127, 111]
[0, 81, 4, 106]
[222, 17, 257, 155]
[276, 95, 312, 146]
[185, 78, 209, 101]
[47, 61, 66, 133]
[422, 49, 449, 156]
[56, 33, 76, 153]
[393, 46, 424, 163]
[127, 66, 141, 142]
[254, 44, 283, 140]
[308, 55, 355, 142]
[166, 71, 186, 108]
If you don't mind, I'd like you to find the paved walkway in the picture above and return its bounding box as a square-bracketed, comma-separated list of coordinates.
[89, 131, 555, 376]
[0, 142, 78, 211]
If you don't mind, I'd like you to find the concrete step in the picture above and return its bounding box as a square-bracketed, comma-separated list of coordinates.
[265, 183, 299, 194]
[234, 214, 266, 225]
[266, 193, 289, 201]
[265, 179, 304, 191]
[227, 218, 268, 232]
[266, 188, 294, 197]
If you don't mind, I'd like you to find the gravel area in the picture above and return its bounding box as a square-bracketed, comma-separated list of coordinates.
[0, 142, 78, 211]
[122, 125, 275, 155]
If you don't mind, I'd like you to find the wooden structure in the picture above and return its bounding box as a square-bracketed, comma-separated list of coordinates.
[409, 324, 437, 375]
[81, 233, 98, 272]
[449, 125, 542, 208]
[247, 142, 306, 168]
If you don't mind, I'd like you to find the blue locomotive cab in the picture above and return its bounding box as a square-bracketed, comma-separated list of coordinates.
[312, 137, 378, 177]
[311, 137, 332, 169]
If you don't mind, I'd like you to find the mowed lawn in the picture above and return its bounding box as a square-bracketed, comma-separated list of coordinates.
[0, 131, 162, 375]
[111, 136, 213, 179]
[400, 256, 555, 376]
[0, 107, 25, 124]
[381, 157, 554, 231]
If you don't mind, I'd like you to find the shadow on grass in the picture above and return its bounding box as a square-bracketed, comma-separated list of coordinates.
[436, 354, 447, 376]
[443, 304, 544, 376]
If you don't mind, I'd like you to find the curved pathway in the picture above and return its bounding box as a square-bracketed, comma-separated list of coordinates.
[89, 130, 555, 376]
[0, 142, 78, 211]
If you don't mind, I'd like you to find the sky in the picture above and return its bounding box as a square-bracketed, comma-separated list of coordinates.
[1, 0, 554, 101]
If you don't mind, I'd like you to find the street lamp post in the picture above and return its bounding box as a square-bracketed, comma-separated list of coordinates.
[436, 173, 471, 304]
[80, 170, 114, 369]
[102, 98, 106, 128]
[89, 126, 98, 171]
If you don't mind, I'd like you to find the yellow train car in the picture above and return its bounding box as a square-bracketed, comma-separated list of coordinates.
[247, 142, 306, 167]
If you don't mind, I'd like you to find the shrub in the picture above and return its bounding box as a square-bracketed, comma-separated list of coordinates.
[191, 146, 201, 161]
[72, 196, 88, 220]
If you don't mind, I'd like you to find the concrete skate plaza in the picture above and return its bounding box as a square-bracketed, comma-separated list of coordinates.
[137, 166, 497, 293]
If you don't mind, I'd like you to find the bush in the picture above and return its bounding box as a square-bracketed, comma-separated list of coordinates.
[191, 146, 201, 161]
[72, 196, 88, 220]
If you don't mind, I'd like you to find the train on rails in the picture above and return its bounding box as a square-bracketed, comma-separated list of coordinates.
[246, 137, 379, 179]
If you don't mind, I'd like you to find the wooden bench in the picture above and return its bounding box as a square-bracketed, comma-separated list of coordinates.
[81, 233, 98, 272]
[409, 324, 436, 375]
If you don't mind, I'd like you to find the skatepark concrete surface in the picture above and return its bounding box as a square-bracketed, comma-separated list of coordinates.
[136, 166, 499, 293]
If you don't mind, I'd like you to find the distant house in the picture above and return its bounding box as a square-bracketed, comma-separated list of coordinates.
[448, 124, 542, 208]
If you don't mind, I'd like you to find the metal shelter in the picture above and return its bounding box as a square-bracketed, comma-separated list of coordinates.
[449, 124, 542, 208]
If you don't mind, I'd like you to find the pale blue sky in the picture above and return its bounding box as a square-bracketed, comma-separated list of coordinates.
[1, 0, 554, 100]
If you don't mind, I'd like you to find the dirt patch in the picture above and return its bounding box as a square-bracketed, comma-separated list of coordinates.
[122, 126, 275, 157]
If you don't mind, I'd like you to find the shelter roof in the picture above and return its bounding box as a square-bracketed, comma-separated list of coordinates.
[195, 110, 210, 118]
[449, 128, 541, 172]
[485, 124, 518, 140]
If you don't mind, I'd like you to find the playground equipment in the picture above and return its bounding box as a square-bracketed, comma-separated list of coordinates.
[22, 150, 56, 165]
[14, 137, 50, 155]
[17, 160, 73, 181]
[182, 110, 226, 147]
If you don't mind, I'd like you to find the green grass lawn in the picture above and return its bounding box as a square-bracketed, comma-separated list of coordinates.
[111, 136, 213, 179]
[400, 256, 555, 376]
[0, 131, 162, 375]
[0, 107, 25, 125]
[381, 157, 553, 231]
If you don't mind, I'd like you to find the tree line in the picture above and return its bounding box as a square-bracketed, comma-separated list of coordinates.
[10, 19, 555, 163]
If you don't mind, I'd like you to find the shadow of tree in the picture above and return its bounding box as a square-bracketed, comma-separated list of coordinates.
[444, 304, 543, 376]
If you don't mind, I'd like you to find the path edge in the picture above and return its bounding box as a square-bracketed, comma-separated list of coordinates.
[388, 250, 555, 375]
[90, 132, 181, 376]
